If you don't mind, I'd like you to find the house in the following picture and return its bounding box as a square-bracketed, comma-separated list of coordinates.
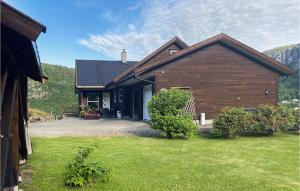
[1, 1, 46, 190]
[75, 33, 294, 121]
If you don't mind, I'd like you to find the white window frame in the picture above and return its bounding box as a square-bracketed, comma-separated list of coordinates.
[87, 94, 99, 110]
[169, 49, 178, 54]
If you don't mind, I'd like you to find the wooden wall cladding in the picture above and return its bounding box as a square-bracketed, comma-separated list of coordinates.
[153, 42, 278, 119]
[139, 44, 182, 71]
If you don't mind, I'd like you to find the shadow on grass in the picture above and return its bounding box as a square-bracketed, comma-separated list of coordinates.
[197, 129, 219, 139]
[285, 130, 300, 136]
[197, 128, 300, 140]
[129, 128, 201, 140]
[239, 130, 272, 137]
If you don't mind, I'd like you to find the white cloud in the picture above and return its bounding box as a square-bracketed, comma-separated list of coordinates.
[78, 0, 300, 60]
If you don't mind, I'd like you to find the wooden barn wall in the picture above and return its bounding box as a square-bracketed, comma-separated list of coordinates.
[152, 42, 279, 119]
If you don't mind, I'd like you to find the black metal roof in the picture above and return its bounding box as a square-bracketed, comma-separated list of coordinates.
[75, 59, 138, 87]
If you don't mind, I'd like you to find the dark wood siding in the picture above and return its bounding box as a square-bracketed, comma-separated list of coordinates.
[152, 43, 279, 119]
[140, 44, 182, 70]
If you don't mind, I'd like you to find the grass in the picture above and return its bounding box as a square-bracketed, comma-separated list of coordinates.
[20, 133, 299, 191]
[28, 108, 52, 118]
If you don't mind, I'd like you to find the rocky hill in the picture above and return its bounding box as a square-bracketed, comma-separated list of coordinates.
[264, 44, 299, 101]
[28, 63, 77, 115]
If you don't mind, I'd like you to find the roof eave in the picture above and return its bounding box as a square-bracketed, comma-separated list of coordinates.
[1, 1, 46, 41]
[135, 33, 295, 76]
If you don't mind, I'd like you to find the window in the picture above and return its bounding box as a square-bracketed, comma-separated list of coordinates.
[119, 89, 123, 102]
[87, 93, 99, 110]
[169, 49, 178, 54]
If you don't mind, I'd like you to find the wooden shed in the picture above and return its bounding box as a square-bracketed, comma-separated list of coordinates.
[1, 1, 46, 190]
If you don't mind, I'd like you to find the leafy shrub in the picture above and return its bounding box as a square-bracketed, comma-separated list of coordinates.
[148, 88, 191, 116]
[276, 105, 296, 131]
[65, 145, 111, 187]
[213, 107, 250, 139]
[251, 104, 279, 135]
[150, 113, 196, 138]
[292, 109, 300, 129]
[148, 88, 197, 138]
[79, 111, 86, 118]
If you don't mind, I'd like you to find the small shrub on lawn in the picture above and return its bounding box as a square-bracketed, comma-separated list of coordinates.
[148, 88, 197, 138]
[65, 144, 111, 187]
[293, 109, 300, 129]
[251, 104, 278, 135]
[213, 107, 250, 139]
[276, 105, 296, 131]
[251, 104, 297, 135]
[148, 88, 191, 116]
[150, 113, 196, 138]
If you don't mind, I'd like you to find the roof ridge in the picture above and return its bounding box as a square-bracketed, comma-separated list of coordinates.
[75, 59, 138, 62]
[134, 33, 294, 75]
[111, 36, 189, 82]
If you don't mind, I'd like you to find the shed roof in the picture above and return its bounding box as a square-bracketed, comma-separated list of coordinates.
[75, 60, 138, 88]
[1, 1, 46, 41]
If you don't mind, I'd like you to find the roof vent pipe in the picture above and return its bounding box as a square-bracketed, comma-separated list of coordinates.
[121, 49, 127, 64]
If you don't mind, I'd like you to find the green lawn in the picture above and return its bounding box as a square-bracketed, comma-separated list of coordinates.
[21, 133, 299, 191]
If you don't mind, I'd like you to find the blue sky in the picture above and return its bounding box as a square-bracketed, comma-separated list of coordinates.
[6, 0, 300, 68]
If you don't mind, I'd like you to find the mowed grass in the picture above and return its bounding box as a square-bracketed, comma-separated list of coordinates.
[21, 133, 299, 191]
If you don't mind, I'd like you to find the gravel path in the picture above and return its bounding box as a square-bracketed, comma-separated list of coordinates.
[28, 117, 160, 137]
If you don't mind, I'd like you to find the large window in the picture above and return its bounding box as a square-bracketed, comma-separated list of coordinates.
[87, 93, 99, 110]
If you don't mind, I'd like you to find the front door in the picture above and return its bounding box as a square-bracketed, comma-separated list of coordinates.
[102, 92, 110, 109]
[143, 84, 152, 120]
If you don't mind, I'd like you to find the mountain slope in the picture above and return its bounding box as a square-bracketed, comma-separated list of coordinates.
[28, 63, 77, 115]
[264, 44, 299, 101]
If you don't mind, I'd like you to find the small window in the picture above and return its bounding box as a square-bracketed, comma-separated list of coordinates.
[87, 93, 99, 110]
[169, 49, 178, 54]
[119, 89, 123, 102]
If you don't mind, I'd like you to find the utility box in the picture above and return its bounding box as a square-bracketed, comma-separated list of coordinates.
[117, 111, 122, 119]
[201, 113, 206, 125]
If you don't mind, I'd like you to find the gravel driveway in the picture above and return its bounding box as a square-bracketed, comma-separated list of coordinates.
[28, 117, 160, 137]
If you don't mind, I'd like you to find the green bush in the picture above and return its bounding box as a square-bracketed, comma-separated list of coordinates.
[213, 107, 250, 139]
[79, 111, 86, 118]
[251, 104, 280, 135]
[148, 88, 191, 116]
[292, 109, 300, 129]
[65, 145, 111, 187]
[150, 114, 196, 138]
[276, 105, 296, 131]
[148, 88, 197, 138]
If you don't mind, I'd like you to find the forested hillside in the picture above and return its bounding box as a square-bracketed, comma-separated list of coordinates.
[28, 63, 77, 115]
